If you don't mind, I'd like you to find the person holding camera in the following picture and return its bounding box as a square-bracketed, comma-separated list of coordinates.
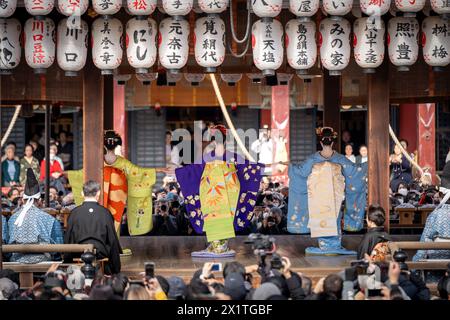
[150, 199, 179, 236]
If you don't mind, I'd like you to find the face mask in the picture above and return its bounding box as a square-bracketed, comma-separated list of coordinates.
[398, 188, 408, 197]
[50, 154, 55, 160]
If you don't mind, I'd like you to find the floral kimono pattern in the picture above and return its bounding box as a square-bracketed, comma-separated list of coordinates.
[176, 151, 264, 242]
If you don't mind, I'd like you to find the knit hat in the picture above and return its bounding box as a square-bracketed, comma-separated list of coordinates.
[224, 272, 246, 300]
[66, 265, 85, 292]
[0, 278, 19, 300]
[251, 282, 281, 300]
[168, 276, 187, 299]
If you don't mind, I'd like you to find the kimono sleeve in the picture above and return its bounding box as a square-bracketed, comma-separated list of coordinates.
[413, 211, 438, 261]
[68, 170, 84, 206]
[175, 164, 204, 234]
[1, 215, 7, 243]
[112, 156, 156, 188]
[330, 154, 368, 231]
[51, 220, 64, 244]
[234, 161, 265, 231]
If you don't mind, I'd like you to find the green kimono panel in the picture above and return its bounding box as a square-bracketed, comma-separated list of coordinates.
[199, 161, 240, 242]
[110, 157, 156, 236]
[68, 170, 84, 206]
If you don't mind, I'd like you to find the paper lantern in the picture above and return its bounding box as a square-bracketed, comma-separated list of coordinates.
[126, 17, 157, 74]
[58, 0, 89, 16]
[162, 0, 193, 17]
[184, 73, 205, 85]
[322, 0, 353, 18]
[158, 17, 189, 73]
[57, 18, 88, 76]
[387, 17, 419, 71]
[24, 17, 55, 74]
[24, 0, 54, 16]
[0, 18, 21, 74]
[394, 0, 426, 16]
[127, 0, 157, 16]
[422, 16, 450, 71]
[360, 0, 391, 17]
[221, 73, 242, 85]
[252, 19, 284, 76]
[136, 72, 158, 84]
[166, 71, 182, 84]
[431, 0, 450, 19]
[288, 0, 320, 20]
[194, 15, 226, 73]
[198, 0, 228, 14]
[251, 0, 282, 18]
[353, 17, 385, 73]
[0, 0, 17, 18]
[319, 18, 351, 75]
[92, 0, 121, 16]
[92, 16, 123, 75]
[285, 18, 317, 75]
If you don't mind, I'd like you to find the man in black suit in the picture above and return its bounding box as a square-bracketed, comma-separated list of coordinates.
[65, 180, 122, 274]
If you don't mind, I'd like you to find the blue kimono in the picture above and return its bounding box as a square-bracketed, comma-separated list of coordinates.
[7, 205, 64, 263]
[1, 215, 7, 243]
[288, 152, 368, 255]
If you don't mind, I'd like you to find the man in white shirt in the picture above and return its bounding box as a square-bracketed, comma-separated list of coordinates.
[251, 129, 273, 174]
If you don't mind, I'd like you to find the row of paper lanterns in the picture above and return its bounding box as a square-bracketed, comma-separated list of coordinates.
[1, 0, 449, 19]
[0, 15, 449, 75]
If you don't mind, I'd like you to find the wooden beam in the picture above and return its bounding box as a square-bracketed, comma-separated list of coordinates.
[368, 62, 390, 231]
[323, 70, 341, 152]
[83, 62, 104, 202]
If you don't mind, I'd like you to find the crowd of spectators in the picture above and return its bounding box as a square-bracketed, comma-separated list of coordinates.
[1, 253, 449, 300]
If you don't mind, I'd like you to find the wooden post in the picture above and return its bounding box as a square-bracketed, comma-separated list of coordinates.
[83, 62, 104, 201]
[103, 76, 114, 130]
[417, 103, 436, 183]
[323, 70, 341, 152]
[368, 62, 390, 232]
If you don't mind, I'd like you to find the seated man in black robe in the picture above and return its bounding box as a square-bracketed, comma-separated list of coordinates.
[65, 180, 122, 274]
[357, 205, 391, 260]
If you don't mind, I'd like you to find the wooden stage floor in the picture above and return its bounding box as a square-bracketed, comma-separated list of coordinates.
[119, 235, 420, 280]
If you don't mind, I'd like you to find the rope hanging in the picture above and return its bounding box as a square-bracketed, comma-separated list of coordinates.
[388, 124, 425, 177]
[1, 105, 22, 147]
[209, 73, 256, 162]
[229, 0, 252, 44]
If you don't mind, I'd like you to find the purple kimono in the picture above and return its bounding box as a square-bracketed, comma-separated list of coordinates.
[175, 151, 264, 234]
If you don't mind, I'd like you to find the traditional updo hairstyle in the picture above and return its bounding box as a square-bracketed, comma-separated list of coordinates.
[316, 127, 338, 146]
[104, 130, 122, 151]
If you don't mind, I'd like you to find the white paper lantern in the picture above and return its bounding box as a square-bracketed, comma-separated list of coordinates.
[0, 0, 17, 18]
[198, 0, 228, 14]
[158, 17, 189, 73]
[25, 0, 54, 16]
[58, 0, 89, 16]
[57, 18, 88, 76]
[252, 19, 284, 76]
[24, 17, 55, 74]
[285, 18, 317, 75]
[92, 0, 121, 16]
[166, 71, 182, 84]
[353, 17, 385, 73]
[394, 0, 426, 16]
[0, 18, 21, 74]
[127, 0, 157, 16]
[162, 0, 193, 17]
[251, 0, 282, 18]
[126, 17, 157, 74]
[319, 18, 351, 75]
[431, 0, 450, 18]
[194, 15, 225, 73]
[322, 0, 353, 18]
[289, 0, 320, 20]
[387, 17, 419, 71]
[221, 73, 242, 85]
[184, 73, 205, 85]
[422, 16, 450, 71]
[92, 16, 123, 74]
[360, 0, 391, 17]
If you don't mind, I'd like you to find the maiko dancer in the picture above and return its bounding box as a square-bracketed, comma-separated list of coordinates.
[287, 127, 368, 255]
[175, 125, 264, 258]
